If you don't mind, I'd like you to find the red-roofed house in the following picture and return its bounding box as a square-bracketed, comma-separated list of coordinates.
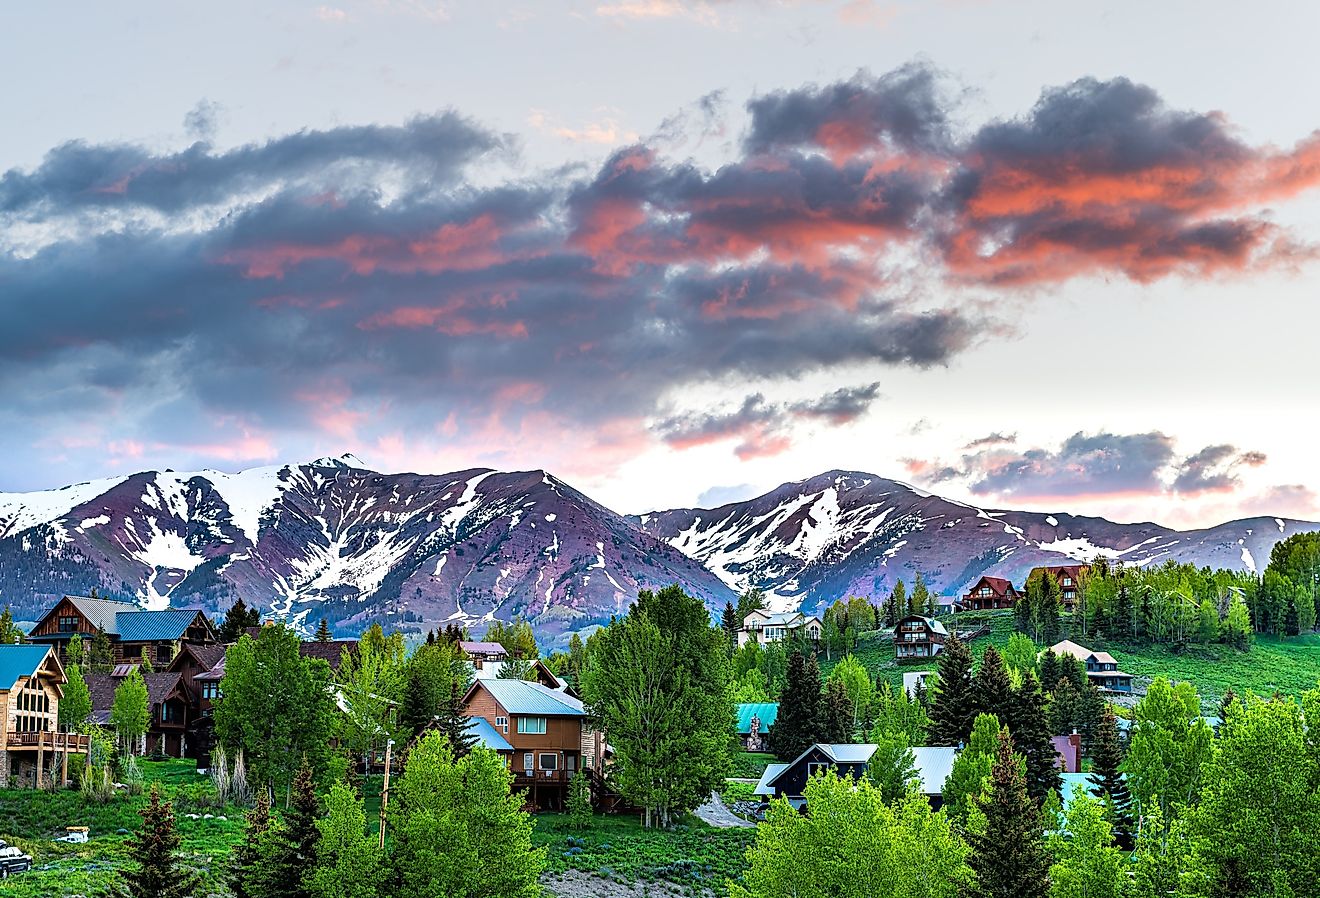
[961, 576, 1021, 610]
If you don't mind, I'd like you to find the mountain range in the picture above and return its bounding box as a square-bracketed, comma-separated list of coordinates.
[1, 457, 1316, 644]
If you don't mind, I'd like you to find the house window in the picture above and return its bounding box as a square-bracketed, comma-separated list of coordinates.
[162, 702, 181, 724]
[1063, 577, 1073, 586]
[539, 753, 558, 771]
[157, 645, 172, 664]
[201, 682, 220, 700]
[495, 716, 509, 733]
[807, 761, 830, 777]
[523, 753, 534, 773]
[58, 615, 80, 633]
[517, 716, 547, 735]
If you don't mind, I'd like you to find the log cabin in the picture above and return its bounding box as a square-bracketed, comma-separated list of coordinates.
[1028, 565, 1090, 610]
[0, 644, 89, 788]
[27, 595, 217, 666]
[960, 576, 1021, 610]
[85, 666, 193, 757]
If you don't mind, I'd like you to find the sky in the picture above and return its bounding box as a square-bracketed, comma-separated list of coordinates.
[2, 0, 1319, 528]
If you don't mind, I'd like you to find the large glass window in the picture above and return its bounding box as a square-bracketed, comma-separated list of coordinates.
[58, 615, 80, 633]
[517, 716, 547, 735]
[539, 753, 558, 771]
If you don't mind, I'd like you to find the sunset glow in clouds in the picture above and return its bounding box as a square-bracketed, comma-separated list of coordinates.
[2, 0, 1319, 526]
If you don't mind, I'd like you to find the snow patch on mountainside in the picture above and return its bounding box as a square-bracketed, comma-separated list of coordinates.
[0, 475, 130, 538]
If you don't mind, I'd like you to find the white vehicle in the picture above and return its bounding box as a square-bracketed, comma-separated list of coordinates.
[0, 840, 33, 877]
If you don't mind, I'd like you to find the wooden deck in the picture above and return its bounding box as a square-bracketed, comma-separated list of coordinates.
[6, 731, 90, 753]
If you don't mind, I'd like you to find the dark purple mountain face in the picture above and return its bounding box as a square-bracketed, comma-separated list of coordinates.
[2, 461, 1315, 640]
[0, 457, 733, 642]
[632, 470, 1320, 616]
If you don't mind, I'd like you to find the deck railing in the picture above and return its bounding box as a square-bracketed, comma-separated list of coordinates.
[6, 731, 90, 752]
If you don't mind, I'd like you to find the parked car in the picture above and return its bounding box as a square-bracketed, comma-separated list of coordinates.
[0, 839, 33, 877]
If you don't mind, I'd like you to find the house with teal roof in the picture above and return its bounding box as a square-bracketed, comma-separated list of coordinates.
[0, 644, 88, 788]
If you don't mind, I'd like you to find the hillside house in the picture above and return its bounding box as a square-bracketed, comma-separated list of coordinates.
[736, 702, 778, 751]
[754, 743, 877, 809]
[895, 615, 948, 660]
[737, 610, 822, 647]
[86, 667, 192, 757]
[1049, 640, 1134, 693]
[960, 576, 1021, 610]
[1029, 565, 1091, 610]
[459, 641, 509, 669]
[462, 678, 601, 809]
[167, 643, 227, 766]
[27, 595, 217, 666]
[0, 644, 89, 788]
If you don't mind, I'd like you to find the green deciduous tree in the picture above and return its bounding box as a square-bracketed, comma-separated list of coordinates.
[0, 605, 21, 644]
[1048, 793, 1125, 898]
[336, 624, 407, 769]
[111, 668, 149, 756]
[214, 625, 336, 797]
[580, 585, 733, 826]
[59, 662, 92, 732]
[308, 780, 385, 898]
[481, 617, 539, 659]
[120, 785, 202, 898]
[867, 734, 919, 805]
[942, 712, 1001, 824]
[399, 640, 472, 739]
[1123, 678, 1213, 821]
[968, 731, 1050, 898]
[1002, 633, 1039, 676]
[388, 732, 543, 897]
[827, 654, 875, 733]
[870, 682, 929, 745]
[1126, 804, 1209, 898]
[567, 769, 593, 830]
[731, 772, 973, 898]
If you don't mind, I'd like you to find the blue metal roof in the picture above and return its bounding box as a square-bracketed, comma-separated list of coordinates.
[115, 610, 201, 643]
[466, 717, 513, 752]
[476, 679, 584, 716]
[0, 645, 53, 690]
[736, 702, 779, 734]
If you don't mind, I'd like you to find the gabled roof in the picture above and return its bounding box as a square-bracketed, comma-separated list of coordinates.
[466, 678, 585, 717]
[63, 595, 138, 634]
[911, 746, 959, 795]
[170, 642, 226, 674]
[459, 641, 508, 657]
[768, 742, 878, 789]
[466, 717, 513, 752]
[195, 655, 226, 682]
[85, 671, 187, 712]
[967, 576, 1016, 595]
[114, 609, 208, 643]
[736, 702, 779, 734]
[1049, 640, 1095, 663]
[300, 640, 358, 671]
[754, 763, 791, 796]
[899, 615, 948, 636]
[0, 644, 56, 690]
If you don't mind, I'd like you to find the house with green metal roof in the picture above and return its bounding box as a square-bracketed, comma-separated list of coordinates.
[0, 644, 89, 789]
[27, 595, 217, 668]
[736, 702, 778, 750]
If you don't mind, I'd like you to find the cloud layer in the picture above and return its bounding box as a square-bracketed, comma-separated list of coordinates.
[3, 63, 1319, 482]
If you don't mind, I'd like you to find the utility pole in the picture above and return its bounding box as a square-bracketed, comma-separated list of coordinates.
[378, 738, 395, 850]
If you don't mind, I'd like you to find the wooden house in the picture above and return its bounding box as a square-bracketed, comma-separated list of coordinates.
[1029, 565, 1090, 610]
[737, 610, 823, 647]
[459, 640, 509, 670]
[895, 615, 948, 660]
[27, 595, 217, 666]
[0, 644, 89, 788]
[1048, 640, 1134, 693]
[298, 639, 359, 674]
[960, 576, 1021, 610]
[168, 643, 227, 766]
[753, 743, 877, 809]
[85, 667, 193, 757]
[462, 678, 596, 809]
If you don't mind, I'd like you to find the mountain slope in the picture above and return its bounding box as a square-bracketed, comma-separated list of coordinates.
[0, 456, 733, 639]
[633, 470, 1320, 615]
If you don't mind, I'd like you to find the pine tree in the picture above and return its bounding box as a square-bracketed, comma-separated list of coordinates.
[219, 599, 257, 643]
[968, 731, 1051, 898]
[927, 634, 975, 746]
[261, 757, 321, 898]
[773, 651, 822, 760]
[1006, 671, 1061, 803]
[89, 625, 114, 673]
[721, 601, 740, 648]
[120, 785, 202, 898]
[821, 678, 853, 743]
[886, 581, 906, 627]
[230, 788, 272, 898]
[1089, 707, 1133, 849]
[433, 679, 477, 757]
[1038, 650, 1060, 694]
[972, 645, 1014, 723]
[0, 605, 21, 644]
[314, 618, 332, 642]
[910, 574, 930, 617]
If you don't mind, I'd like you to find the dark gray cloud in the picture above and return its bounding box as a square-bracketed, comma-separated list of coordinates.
[963, 431, 1016, 449]
[1172, 444, 1267, 494]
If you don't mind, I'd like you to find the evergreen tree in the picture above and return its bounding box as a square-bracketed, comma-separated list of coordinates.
[314, 618, 332, 642]
[736, 587, 768, 622]
[432, 679, 477, 757]
[259, 757, 321, 898]
[1089, 707, 1133, 848]
[567, 769, 593, 830]
[0, 605, 21, 644]
[230, 789, 272, 898]
[721, 601, 740, 648]
[120, 785, 202, 898]
[910, 574, 930, 617]
[308, 780, 385, 898]
[1037, 650, 1060, 695]
[972, 645, 1014, 723]
[398, 641, 470, 738]
[89, 625, 114, 673]
[219, 599, 260, 643]
[772, 651, 823, 760]
[927, 634, 975, 746]
[886, 581, 906, 627]
[821, 678, 853, 743]
[1006, 671, 1061, 803]
[968, 731, 1050, 898]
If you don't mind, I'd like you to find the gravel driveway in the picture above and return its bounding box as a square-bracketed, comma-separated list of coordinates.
[692, 791, 755, 828]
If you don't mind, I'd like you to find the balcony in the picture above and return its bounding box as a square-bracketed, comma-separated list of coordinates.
[513, 768, 572, 788]
[7, 731, 90, 753]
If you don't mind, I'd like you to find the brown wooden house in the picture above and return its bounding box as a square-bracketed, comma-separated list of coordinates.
[86, 667, 193, 757]
[0, 644, 90, 788]
[462, 678, 595, 810]
[1029, 565, 1091, 610]
[960, 576, 1021, 610]
[27, 595, 218, 666]
[895, 615, 948, 660]
[167, 643, 227, 765]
